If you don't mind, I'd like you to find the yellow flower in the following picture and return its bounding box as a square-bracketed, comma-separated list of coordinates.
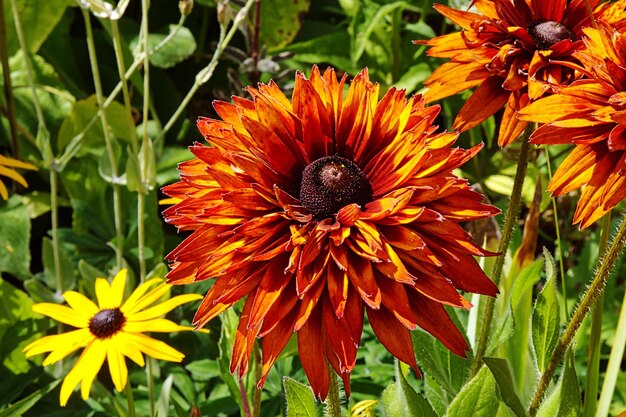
[0, 154, 37, 200]
[23, 269, 203, 406]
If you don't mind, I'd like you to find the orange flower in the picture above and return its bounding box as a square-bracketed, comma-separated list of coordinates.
[415, 0, 625, 147]
[519, 25, 626, 228]
[162, 66, 499, 399]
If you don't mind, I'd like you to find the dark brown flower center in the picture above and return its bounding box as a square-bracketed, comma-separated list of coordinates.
[528, 21, 575, 50]
[89, 308, 126, 339]
[299, 155, 373, 220]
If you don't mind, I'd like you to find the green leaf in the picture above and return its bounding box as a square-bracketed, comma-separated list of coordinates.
[185, 359, 221, 381]
[0, 379, 61, 417]
[283, 377, 317, 417]
[23, 279, 57, 303]
[218, 309, 245, 416]
[134, 25, 197, 69]
[486, 306, 515, 356]
[3, 0, 70, 55]
[380, 362, 436, 417]
[0, 197, 31, 279]
[445, 366, 498, 417]
[77, 259, 105, 299]
[259, 0, 311, 49]
[352, 1, 407, 64]
[125, 146, 143, 193]
[155, 374, 174, 417]
[532, 250, 561, 372]
[557, 351, 581, 417]
[412, 322, 470, 396]
[510, 259, 544, 311]
[281, 31, 355, 73]
[395, 63, 431, 93]
[483, 357, 527, 417]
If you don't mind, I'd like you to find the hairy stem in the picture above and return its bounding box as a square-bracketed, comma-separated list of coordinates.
[325, 363, 342, 417]
[528, 214, 626, 416]
[583, 213, 611, 416]
[470, 125, 533, 377]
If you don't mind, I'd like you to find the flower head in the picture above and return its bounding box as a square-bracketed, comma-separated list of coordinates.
[415, 0, 626, 147]
[162, 66, 499, 399]
[519, 25, 626, 228]
[23, 269, 202, 406]
[0, 154, 37, 200]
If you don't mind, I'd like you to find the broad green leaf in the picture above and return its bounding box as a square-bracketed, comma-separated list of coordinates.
[23, 279, 57, 303]
[532, 250, 561, 372]
[395, 63, 431, 93]
[156, 147, 193, 186]
[445, 366, 499, 417]
[380, 362, 436, 417]
[3, 0, 69, 55]
[412, 320, 470, 395]
[510, 259, 544, 311]
[0, 197, 31, 279]
[57, 95, 132, 156]
[283, 377, 317, 417]
[0, 368, 43, 408]
[259, 0, 311, 49]
[0, 379, 61, 417]
[77, 259, 105, 299]
[134, 25, 197, 69]
[483, 357, 527, 417]
[186, 359, 221, 381]
[486, 306, 515, 356]
[281, 31, 355, 73]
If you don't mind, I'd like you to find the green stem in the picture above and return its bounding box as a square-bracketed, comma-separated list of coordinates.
[596, 281, 626, 417]
[528, 214, 626, 416]
[109, 19, 139, 154]
[543, 146, 568, 318]
[583, 213, 611, 416]
[325, 363, 342, 417]
[156, 0, 255, 145]
[390, 7, 401, 83]
[470, 125, 533, 377]
[82, 8, 124, 271]
[0, 0, 19, 157]
[124, 381, 137, 417]
[252, 344, 262, 417]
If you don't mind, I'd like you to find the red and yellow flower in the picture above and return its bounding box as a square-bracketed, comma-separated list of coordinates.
[416, 0, 626, 147]
[162, 66, 499, 398]
[519, 25, 626, 228]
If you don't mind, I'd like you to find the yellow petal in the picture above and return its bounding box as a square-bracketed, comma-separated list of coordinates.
[32, 303, 88, 328]
[0, 154, 37, 170]
[0, 166, 28, 187]
[109, 269, 128, 307]
[105, 340, 128, 392]
[123, 283, 170, 316]
[125, 332, 185, 362]
[0, 180, 7, 200]
[24, 329, 91, 357]
[79, 341, 107, 401]
[63, 291, 99, 317]
[124, 318, 195, 333]
[114, 332, 145, 366]
[42, 330, 93, 365]
[127, 293, 202, 322]
[95, 278, 115, 309]
[120, 278, 162, 313]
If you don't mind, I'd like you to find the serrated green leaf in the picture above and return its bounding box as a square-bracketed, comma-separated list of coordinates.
[412, 323, 470, 396]
[380, 362, 436, 417]
[445, 366, 498, 417]
[483, 357, 527, 417]
[284, 377, 317, 417]
[486, 306, 515, 356]
[0, 379, 61, 417]
[532, 250, 561, 372]
[0, 197, 31, 279]
[557, 351, 581, 417]
[260, 0, 311, 49]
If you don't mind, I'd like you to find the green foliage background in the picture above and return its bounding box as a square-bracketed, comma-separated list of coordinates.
[1, 0, 626, 416]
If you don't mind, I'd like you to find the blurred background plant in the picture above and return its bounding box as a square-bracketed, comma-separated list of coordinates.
[1, 0, 625, 416]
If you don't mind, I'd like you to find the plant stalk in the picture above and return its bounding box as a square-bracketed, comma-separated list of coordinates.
[124, 381, 137, 417]
[470, 125, 533, 377]
[528, 214, 626, 416]
[82, 8, 124, 271]
[325, 363, 342, 417]
[0, 0, 19, 157]
[583, 212, 611, 416]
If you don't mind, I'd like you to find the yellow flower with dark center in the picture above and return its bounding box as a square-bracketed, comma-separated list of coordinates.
[162, 66, 500, 399]
[519, 25, 626, 228]
[23, 269, 202, 406]
[414, 0, 626, 147]
[0, 154, 37, 199]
